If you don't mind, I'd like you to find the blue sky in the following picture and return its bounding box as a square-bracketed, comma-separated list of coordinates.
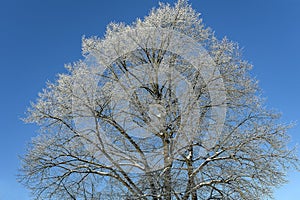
[0, 0, 299, 199]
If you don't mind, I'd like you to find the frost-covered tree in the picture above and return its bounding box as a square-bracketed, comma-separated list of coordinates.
[20, 1, 299, 199]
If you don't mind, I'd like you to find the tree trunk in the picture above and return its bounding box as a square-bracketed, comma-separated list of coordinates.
[163, 140, 172, 200]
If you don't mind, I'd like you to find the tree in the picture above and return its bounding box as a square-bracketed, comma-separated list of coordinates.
[19, 0, 299, 199]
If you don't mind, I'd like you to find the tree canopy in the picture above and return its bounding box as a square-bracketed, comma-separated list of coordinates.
[20, 1, 299, 199]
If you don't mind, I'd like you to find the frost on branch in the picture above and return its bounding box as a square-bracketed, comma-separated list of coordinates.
[20, 1, 299, 200]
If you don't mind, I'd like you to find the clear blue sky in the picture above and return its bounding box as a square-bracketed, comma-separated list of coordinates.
[0, 0, 299, 199]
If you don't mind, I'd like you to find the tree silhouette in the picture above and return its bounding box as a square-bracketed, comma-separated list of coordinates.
[20, 1, 299, 199]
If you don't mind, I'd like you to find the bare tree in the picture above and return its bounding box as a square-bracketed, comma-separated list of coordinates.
[19, 1, 299, 199]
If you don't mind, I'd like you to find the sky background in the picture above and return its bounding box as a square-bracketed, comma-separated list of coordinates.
[0, 0, 299, 199]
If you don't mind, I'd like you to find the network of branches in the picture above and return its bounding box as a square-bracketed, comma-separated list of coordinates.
[20, 1, 299, 200]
